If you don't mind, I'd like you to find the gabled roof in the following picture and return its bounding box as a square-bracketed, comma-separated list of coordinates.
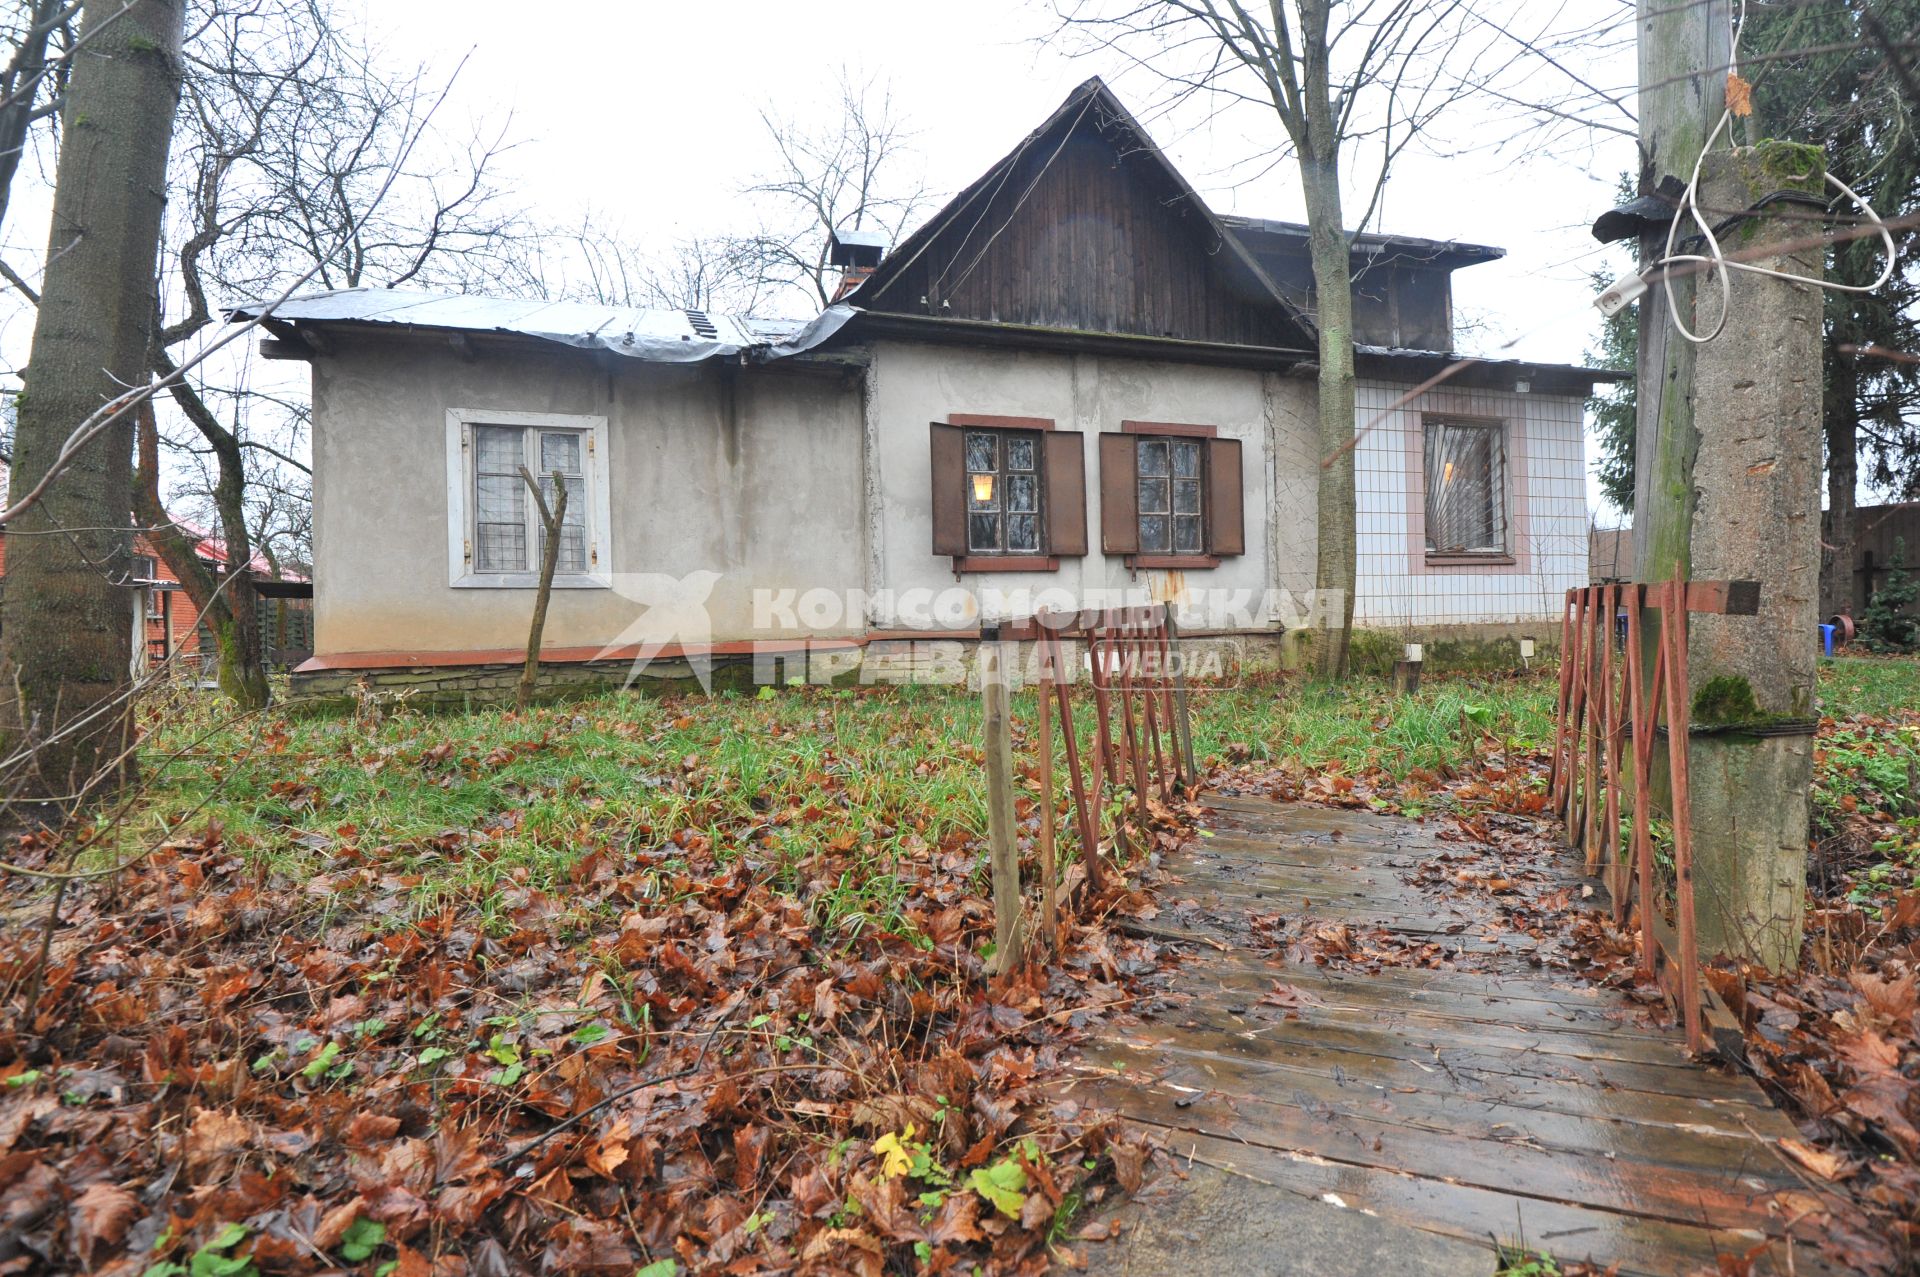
[848, 77, 1315, 352]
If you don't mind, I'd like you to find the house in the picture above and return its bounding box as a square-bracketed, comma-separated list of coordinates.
[236, 78, 1614, 698]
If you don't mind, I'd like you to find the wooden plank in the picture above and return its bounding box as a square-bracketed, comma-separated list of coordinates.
[1061, 1048, 1793, 1176]
[1184, 961, 1677, 1040]
[1082, 1030, 1793, 1139]
[1075, 1075, 1811, 1230]
[1138, 1129, 1838, 1277]
[1166, 945, 1653, 1011]
[1098, 1014, 1762, 1103]
[1166, 992, 1702, 1070]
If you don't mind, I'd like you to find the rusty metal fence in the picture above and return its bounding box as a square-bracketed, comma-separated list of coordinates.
[978, 605, 1194, 967]
[1549, 568, 1758, 1053]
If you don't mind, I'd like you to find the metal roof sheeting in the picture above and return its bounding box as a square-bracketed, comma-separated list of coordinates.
[228, 288, 855, 364]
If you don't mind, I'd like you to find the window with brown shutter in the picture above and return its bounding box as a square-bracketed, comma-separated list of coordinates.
[928, 415, 1086, 571]
[1101, 423, 1245, 567]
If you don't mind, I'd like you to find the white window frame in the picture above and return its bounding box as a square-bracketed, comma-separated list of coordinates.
[445, 408, 612, 589]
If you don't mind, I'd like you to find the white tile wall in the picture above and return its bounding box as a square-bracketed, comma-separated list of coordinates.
[1353, 380, 1587, 627]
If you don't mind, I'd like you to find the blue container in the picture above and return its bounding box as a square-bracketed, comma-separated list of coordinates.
[1820, 623, 1836, 656]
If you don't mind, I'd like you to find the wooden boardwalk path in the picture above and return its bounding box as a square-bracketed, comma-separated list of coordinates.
[1068, 794, 1838, 1276]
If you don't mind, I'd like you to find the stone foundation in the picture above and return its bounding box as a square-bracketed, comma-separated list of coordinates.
[291, 631, 1302, 707]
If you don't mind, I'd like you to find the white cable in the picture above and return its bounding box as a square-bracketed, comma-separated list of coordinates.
[1649, 0, 1899, 345]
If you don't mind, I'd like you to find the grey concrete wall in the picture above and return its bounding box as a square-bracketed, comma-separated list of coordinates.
[862, 340, 1319, 631]
[309, 333, 864, 655]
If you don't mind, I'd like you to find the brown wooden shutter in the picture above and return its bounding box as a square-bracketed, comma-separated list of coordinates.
[1044, 430, 1087, 556]
[1099, 432, 1139, 554]
[1207, 437, 1245, 556]
[929, 423, 966, 556]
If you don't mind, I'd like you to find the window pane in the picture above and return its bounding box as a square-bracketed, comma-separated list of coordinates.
[968, 512, 1000, 552]
[1007, 473, 1037, 513]
[1173, 479, 1201, 515]
[1138, 476, 1168, 514]
[1171, 440, 1200, 478]
[1005, 435, 1035, 471]
[1174, 515, 1202, 554]
[475, 425, 522, 474]
[476, 522, 527, 572]
[540, 431, 582, 475]
[1139, 514, 1169, 553]
[969, 470, 999, 510]
[551, 527, 587, 574]
[542, 474, 587, 528]
[1007, 514, 1039, 552]
[1426, 422, 1503, 552]
[476, 473, 524, 524]
[1138, 438, 1169, 476]
[965, 432, 996, 473]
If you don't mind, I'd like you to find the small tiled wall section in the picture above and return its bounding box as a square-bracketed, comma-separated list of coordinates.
[1353, 380, 1587, 626]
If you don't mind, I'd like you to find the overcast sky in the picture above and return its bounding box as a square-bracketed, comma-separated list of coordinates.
[0, 0, 1648, 521]
[360, 0, 1642, 361]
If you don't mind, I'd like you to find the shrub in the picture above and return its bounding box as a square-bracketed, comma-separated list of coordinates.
[1860, 537, 1919, 654]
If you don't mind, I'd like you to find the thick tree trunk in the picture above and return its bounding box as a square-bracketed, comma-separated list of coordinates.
[1822, 349, 1859, 619]
[0, 0, 186, 799]
[1300, 160, 1356, 680]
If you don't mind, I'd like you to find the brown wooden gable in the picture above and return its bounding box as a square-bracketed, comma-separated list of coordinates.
[854, 80, 1313, 353]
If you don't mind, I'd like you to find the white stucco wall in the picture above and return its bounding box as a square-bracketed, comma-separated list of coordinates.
[862, 340, 1319, 632]
[1352, 379, 1587, 627]
[304, 332, 1583, 663]
[308, 334, 864, 655]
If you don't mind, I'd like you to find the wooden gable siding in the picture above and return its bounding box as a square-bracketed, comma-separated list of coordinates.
[1239, 241, 1455, 353]
[864, 128, 1297, 349]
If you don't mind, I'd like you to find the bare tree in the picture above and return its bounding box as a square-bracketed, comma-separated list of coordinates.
[1053, 1, 1481, 679]
[0, 0, 185, 798]
[740, 69, 933, 310]
[130, 0, 527, 706]
[0, 2, 146, 261]
[540, 212, 768, 313]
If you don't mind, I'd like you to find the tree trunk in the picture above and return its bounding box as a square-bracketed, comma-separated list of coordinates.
[517, 467, 567, 709]
[1300, 159, 1356, 680]
[0, 0, 186, 799]
[131, 402, 243, 691]
[1823, 347, 1859, 619]
[150, 349, 269, 706]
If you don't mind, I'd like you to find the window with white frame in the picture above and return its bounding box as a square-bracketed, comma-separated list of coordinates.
[1423, 418, 1507, 555]
[447, 410, 609, 587]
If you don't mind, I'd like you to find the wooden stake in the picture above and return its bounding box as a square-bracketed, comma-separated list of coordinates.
[980, 633, 1024, 975]
[1037, 651, 1059, 952]
[983, 637, 1029, 975]
[1662, 570, 1703, 1052]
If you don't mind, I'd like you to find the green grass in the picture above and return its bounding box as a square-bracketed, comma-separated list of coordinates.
[119, 657, 1918, 940]
[1818, 655, 1920, 721]
[1188, 674, 1554, 780]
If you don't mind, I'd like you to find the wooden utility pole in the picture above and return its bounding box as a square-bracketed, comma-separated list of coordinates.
[1633, 0, 1816, 969]
[1632, 1, 1729, 583]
